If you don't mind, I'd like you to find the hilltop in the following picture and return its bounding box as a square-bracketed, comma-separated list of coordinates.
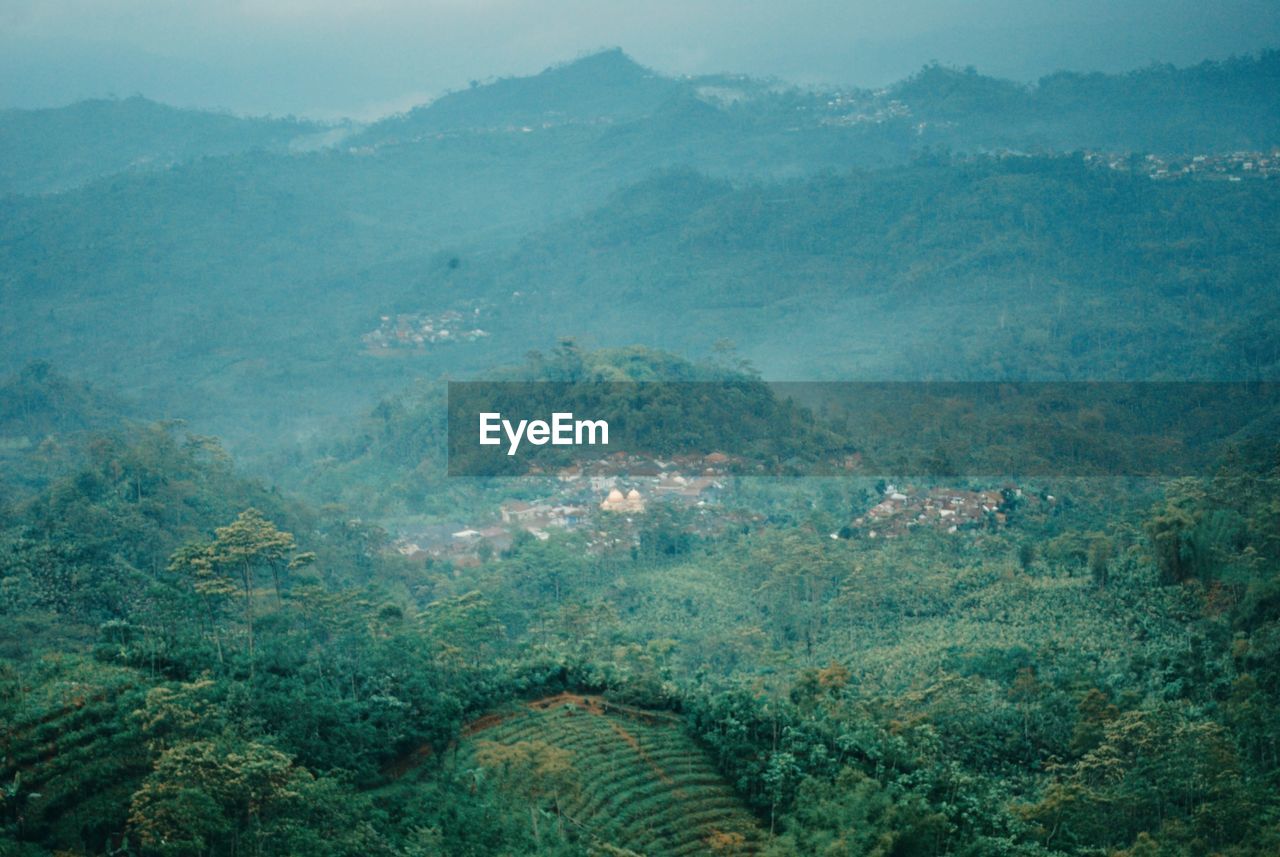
[893, 51, 1280, 151]
[354, 48, 1280, 155]
[6, 49, 1278, 200]
[358, 49, 686, 141]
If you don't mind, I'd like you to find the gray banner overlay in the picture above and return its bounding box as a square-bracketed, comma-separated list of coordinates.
[447, 381, 1280, 477]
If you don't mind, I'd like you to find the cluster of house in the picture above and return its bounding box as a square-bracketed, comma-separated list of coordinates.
[817, 92, 912, 127]
[559, 454, 728, 511]
[1083, 149, 1280, 180]
[404, 503, 579, 563]
[561, 453, 726, 496]
[498, 498, 588, 534]
[843, 484, 1042, 539]
[389, 453, 733, 565]
[361, 308, 490, 352]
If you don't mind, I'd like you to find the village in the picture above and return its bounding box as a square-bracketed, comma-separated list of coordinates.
[1083, 148, 1280, 180]
[391, 446, 1042, 565]
[818, 92, 913, 127]
[391, 452, 734, 565]
[841, 482, 1046, 540]
[361, 306, 491, 353]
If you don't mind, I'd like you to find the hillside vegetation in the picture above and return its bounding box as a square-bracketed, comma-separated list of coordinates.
[440, 694, 767, 855]
[3, 45, 1280, 857]
[4, 153, 1278, 457]
[0, 97, 322, 195]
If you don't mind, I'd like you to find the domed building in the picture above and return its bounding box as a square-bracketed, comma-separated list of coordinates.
[600, 486, 646, 513]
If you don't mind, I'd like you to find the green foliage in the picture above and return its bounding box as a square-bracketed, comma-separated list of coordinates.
[766, 767, 951, 856]
[896, 52, 1280, 151]
[6, 67, 1280, 456]
[448, 700, 766, 855]
[4, 46, 1280, 857]
[0, 96, 320, 196]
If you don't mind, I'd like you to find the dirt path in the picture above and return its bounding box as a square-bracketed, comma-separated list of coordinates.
[528, 692, 606, 715]
[606, 718, 675, 786]
[462, 709, 512, 736]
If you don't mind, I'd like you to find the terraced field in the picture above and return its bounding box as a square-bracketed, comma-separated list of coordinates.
[0, 663, 150, 849]
[461, 693, 768, 856]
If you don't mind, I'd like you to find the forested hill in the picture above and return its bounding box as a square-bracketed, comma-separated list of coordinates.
[0, 96, 325, 195]
[3, 152, 1278, 455]
[359, 48, 688, 139]
[0, 362, 139, 499]
[471, 159, 1280, 381]
[2, 50, 1277, 456]
[354, 49, 1280, 156]
[292, 344, 852, 514]
[5, 364, 1280, 856]
[6, 50, 1278, 198]
[0, 361, 133, 440]
[5, 39, 1280, 857]
[892, 51, 1280, 152]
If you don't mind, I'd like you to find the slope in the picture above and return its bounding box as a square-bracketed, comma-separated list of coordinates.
[361, 49, 687, 140]
[0, 96, 324, 195]
[457, 693, 768, 856]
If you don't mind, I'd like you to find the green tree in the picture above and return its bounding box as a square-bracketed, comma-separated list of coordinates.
[166, 509, 303, 671]
[1146, 479, 1206, 585]
[128, 736, 307, 857]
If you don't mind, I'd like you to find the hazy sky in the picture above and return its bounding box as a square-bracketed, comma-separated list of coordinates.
[2, 0, 1278, 119]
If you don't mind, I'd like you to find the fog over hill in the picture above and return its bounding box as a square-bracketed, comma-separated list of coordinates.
[2, 49, 1279, 453]
[4, 0, 1278, 115]
[5, 49, 1280, 197]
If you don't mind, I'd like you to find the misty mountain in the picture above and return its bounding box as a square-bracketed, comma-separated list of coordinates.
[0, 96, 325, 196]
[353, 48, 1280, 158]
[6, 50, 1277, 201]
[0, 361, 138, 498]
[2, 49, 1278, 455]
[463, 160, 1280, 380]
[896, 51, 1280, 151]
[5, 31, 1280, 857]
[4, 149, 1277, 457]
[357, 48, 687, 140]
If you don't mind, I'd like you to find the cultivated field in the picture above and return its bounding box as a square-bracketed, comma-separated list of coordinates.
[461, 693, 768, 856]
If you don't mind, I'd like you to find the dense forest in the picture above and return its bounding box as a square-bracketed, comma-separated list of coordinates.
[3, 48, 1280, 857]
